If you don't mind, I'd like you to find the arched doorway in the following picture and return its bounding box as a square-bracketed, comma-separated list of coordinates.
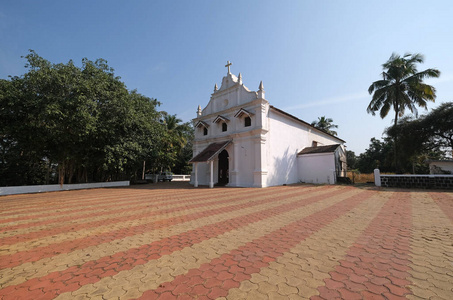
[218, 149, 229, 186]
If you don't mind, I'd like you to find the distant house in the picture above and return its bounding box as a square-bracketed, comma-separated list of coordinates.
[428, 160, 453, 174]
[189, 62, 347, 188]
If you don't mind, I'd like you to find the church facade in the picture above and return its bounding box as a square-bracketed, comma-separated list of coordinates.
[189, 62, 347, 188]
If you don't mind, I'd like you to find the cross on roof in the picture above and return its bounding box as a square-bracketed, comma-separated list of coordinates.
[225, 61, 232, 74]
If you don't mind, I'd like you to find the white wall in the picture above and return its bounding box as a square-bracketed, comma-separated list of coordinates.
[266, 109, 341, 186]
[429, 161, 453, 174]
[0, 181, 130, 196]
[232, 139, 255, 187]
[298, 153, 336, 184]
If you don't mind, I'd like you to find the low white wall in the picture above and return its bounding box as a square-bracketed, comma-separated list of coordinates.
[0, 181, 130, 196]
[172, 175, 191, 181]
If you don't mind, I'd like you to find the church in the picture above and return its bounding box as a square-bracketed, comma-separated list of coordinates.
[189, 62, 347, 188]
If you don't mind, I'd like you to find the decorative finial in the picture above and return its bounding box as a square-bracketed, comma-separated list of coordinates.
[257, 81, 265, 99]
[197, 105, 202, 117]
[225, 61, 232, 74]
[214, 83, 218, 92]
[238, 72, 242, 84]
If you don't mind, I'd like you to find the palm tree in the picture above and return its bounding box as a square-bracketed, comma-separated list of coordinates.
[159, 114, 193, 171]
[163, 114, 189, 146]
[367, 53, 440, 171]
[163, 114, 182, 131]
[311, 116, 338, 136]
[368, 53, 440, 127]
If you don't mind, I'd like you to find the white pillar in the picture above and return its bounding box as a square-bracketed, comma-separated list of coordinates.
[230, 142, 239, 186]
[253, 136, 268, 187]
[209, 160, 214, 188]
[194, 163, 198, 187]
[374, 169, 381, 187]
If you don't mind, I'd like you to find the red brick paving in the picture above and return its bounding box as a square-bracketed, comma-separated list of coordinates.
[319, 192, 412, 299]
[430, 192, 453, 222]
[138, 189, 372, 299]
[0, 183, 452, 299]
[0, 186, 336, 298]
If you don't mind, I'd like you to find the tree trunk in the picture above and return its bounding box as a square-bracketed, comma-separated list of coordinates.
[393, 102, 399, 173]
[84, 167, 88, 183]
[68, 160, 74, 184]
[58, 161, 65, 187]
[142, 160, 146, 180]
[45, 159, 51, 184]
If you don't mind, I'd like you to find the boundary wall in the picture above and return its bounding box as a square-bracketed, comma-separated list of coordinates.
[374, 169, 453, 189]
[0, 181, 130, 196]
[172, 175, 191, 181]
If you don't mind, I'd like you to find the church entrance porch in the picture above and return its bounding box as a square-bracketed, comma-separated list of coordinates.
[217, 150, 229, 186]
[189, 140, 232, 188]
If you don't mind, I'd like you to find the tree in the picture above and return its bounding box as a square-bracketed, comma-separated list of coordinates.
[311, 116, 338, 136]
[367, 53, 440, 171]
[387, 102, 453, 165]
[346, 150, 357, 170]
[158, 114, 193, 173]
[356, 138, 393, 173]
[423, 102, 453, 157]
[0, 50, 165, 186]
[386, 116, 440, 174]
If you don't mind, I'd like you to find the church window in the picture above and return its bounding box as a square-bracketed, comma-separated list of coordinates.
[244, 116, 251, 127]
[203, 128, 208, 135]
[222, 122, 228, 132]
[312, 141, 318, 147]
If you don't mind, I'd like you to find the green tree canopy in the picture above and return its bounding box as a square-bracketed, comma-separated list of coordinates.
[356, 102, 452, 174]
[356, 137, 394, 173]
[155, 113, 193, 174]
[422, 102, 453, 156]
[0, 50, 179, 186]
[386, 102, 453, 162]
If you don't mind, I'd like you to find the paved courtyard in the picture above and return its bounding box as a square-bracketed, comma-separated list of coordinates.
[0, 183, 452, 299]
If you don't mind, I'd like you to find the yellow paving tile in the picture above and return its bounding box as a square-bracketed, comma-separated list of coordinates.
[408, 193, 453, 300]
[53, 187, 360, 300]
[225, 190, 392, 299]
[1, 187, 312, 288]
[0, 188, 277, 254]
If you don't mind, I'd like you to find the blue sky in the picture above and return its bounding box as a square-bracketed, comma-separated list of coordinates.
[1, 1, 452, 154]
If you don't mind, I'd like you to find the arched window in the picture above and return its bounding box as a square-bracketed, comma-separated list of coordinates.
[222, 122, 227, 132]
[244, 116, 251, 127]
[203, 127, 208, 135]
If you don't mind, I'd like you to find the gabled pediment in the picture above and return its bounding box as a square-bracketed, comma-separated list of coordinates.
[213, 115, 230, 123]
[195, 120, 209, 129]
[197, 64, 266, 117]
[234, 108, 255, 118]
[218, 73, 239, 92]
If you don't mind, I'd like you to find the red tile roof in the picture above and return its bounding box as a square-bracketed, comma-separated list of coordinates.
[189, 140, 232, 163]
[298, 144, 341, 155]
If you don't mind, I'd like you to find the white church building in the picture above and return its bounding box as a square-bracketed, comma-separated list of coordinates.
[189, 62, 347, 188]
